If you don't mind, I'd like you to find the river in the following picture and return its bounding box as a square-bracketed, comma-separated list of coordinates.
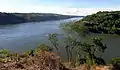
[0, 17, 119, 61]
[0, 18, 80, 52]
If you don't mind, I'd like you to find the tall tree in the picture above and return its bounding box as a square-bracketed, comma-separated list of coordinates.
[79, 36, 107, 65]
[64, 35, 76, 63]
[48, 33, 59, 52]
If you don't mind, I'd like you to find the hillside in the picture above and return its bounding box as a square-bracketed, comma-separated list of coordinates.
[0, 12, 25, 25]
[71, 11, 120, 35]
[0, 12, 81, 25]
[0, 51, 67, 70]
[0, 49, 118, 70]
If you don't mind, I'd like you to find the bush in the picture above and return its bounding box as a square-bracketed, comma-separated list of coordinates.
[0, 49, 10, 58]
[111, 57, 120, 65]
[37, 44, 53, 52]
[24, 44, 53, 56]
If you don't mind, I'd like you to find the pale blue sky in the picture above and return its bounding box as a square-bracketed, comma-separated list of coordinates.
[31, 0, 120, 8]
[0, 0, 120, 15]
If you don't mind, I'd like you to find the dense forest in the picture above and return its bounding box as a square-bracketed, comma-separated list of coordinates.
[0, 12, 81, 25]
[68, 11, 120, 35]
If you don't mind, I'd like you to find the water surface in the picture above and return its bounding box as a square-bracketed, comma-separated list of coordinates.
[0, 17, 119, 61]
[0, 18, 80, 52]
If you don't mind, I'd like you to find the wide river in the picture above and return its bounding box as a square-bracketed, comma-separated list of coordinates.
[0, 18, 80, 52]
[0, 17, 120, 61]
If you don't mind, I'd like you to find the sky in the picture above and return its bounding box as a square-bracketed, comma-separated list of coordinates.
[0, 0, 120, 16]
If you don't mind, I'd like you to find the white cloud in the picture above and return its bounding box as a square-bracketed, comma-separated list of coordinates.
[69, 8, 120, 16]
[0, 0, 120, 16]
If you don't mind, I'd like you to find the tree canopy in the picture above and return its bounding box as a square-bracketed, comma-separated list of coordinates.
[71, 11, 120, 35]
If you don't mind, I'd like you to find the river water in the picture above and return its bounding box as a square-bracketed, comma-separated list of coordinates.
[0, 18, 80, 52]
[0, 17, 120, 61]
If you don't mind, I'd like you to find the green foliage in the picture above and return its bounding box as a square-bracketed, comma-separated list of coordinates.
[48, 33, 59, 52]
[24, 49, 36, 56]
[0, 49, 9, 54]
[60, 22, 75, 34]
[59, 14, 111, 66]
[0, 49, 10, 57]
[77, 36, 107, 65]
[60, 21, 107, 65]
[92, 36, 107, 53]
[24, 44, 53, 56]
[64, 35, 77, 63]
[37, 44, 53, 52]
[0, 44, 53, 63]
[69, 11, 120, 35]
[111, 57, 120, 65]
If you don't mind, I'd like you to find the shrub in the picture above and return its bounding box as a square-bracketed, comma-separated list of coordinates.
[37, 44, 53, 52]
[0, 49, 10, 58]
[111, 57, 120, 65]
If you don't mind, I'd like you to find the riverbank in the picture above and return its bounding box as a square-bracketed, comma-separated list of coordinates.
[0, 12, 82, 25]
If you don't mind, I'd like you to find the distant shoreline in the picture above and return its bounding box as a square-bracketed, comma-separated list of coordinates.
[0, 12, 83, 25]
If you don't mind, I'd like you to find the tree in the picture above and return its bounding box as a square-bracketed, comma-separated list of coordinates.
[78, 36, 107, 65]
[64, 35, 76, 63]
[68, 11, 120, 35]
[48, 33, 59, 52]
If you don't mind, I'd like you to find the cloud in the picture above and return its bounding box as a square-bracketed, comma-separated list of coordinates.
[68, 7, 120, 16]
[0, 0, 120, 16]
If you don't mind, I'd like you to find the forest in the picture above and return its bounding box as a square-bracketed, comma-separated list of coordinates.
[69, 11, 120, 35]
